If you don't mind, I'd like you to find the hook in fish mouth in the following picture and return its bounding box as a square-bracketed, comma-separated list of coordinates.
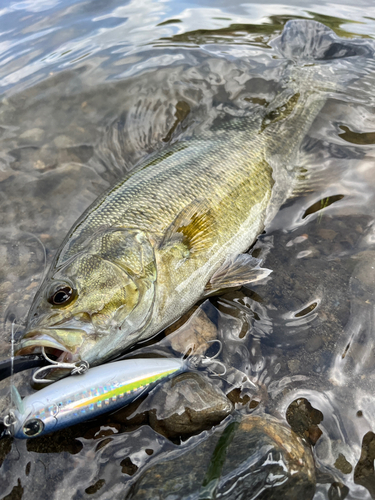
[31, 347, 89, 384]
[15, 335, 92, 384]
[16, 334, 77, 362]
[15, 332, 85, 383]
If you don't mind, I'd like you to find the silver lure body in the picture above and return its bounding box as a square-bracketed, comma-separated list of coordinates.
[8, 358, 185, 439]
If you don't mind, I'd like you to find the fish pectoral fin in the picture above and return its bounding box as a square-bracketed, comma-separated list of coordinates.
[160, 198, 216, 254]
[204, 254, 272, 293]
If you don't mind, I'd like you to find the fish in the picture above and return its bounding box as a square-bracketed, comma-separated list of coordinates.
[4, 357, 185, 439]
[15, 20, 375, 371]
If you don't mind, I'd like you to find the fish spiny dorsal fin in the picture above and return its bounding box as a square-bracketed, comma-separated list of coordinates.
[11, 385, 24, 414]
[160, 198, 216, 254]
[204, 254, 272, 294]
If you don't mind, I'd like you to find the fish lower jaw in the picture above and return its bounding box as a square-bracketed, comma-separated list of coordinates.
[15, 336, 79, 364]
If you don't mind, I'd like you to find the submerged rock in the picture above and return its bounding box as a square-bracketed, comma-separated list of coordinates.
[148, 372, 233, 440]
[164, 300, 219, 356]
[127, 413, 316, 499]
[286, 398, 324, 446]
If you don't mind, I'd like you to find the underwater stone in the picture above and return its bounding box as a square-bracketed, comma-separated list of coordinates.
[148, 372, 233, 440]
[128, 413, 316, 499]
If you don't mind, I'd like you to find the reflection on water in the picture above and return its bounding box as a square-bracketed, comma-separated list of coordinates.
[2, 0, 375, 499]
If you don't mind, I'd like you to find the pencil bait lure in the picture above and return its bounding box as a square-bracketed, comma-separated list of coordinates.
[3, 357, 185, 439]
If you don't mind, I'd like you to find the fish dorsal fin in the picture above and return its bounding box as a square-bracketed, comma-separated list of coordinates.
[160, 198, 216, 255]
[205, 254, 272, 293]
[11, 385, 24, 414]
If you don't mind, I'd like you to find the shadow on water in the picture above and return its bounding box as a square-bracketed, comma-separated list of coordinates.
[2, 1, 375, 499]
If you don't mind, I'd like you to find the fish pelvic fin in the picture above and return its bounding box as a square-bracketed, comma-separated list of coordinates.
[204, 254, 272, 294]
[160, 198, 216, 255]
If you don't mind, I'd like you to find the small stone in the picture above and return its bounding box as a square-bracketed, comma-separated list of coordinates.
[85, 479, 105, 495]
[286, 398, 323, 446]
[288, 359, 301, 373]
[19, 128, 45, 142]
[305, 334, 323, 353]
[334, 453, 353, 474]
[226, 387, 251, 407]
[296, 248, 319, 259]
[328, 482, 350, 500]
[354, 432, 375, 497]
[165, 301, 218, 356]
[33, 160, 46, 170]
[121, 457, 138, 476]
[54, 135, 75, 148]
[318, 228, 337, 241]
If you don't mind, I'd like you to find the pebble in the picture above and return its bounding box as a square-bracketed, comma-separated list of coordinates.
[19, 128, 45, 142]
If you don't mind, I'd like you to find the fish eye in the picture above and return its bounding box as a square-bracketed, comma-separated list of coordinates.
[23, 418, 44, 437]
[47, 285, 75, 306]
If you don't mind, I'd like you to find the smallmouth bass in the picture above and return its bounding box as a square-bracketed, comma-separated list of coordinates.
[16, 21, 374, 372]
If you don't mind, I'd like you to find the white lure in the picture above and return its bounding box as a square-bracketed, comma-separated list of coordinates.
[5, 357, 185, 439]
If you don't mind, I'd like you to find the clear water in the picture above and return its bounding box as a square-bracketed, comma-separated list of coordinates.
[2, 0, 375, 498]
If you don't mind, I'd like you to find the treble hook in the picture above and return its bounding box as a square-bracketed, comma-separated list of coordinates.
[188, 339, 227, 376]
[205, 359, 227, 377]
[32, 348, 90, 384]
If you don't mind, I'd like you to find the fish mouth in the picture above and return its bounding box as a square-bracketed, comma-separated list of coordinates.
[15, 332, 80, 364]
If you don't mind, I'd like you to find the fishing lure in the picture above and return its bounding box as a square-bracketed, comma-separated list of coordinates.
[3, 357, 185, 439]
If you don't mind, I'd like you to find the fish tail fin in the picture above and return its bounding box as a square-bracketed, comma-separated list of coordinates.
[270, 20, 375, 99]
[263, 20, 375, 223]
[271, 20, 374, 63]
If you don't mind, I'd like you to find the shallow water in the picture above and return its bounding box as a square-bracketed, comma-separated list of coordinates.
[2, 0, 375, 499]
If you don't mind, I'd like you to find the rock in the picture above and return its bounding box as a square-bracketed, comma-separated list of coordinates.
[127, 414, 316, 499]
[164, 300, 218, 356]
[148, 372, 233, 440]
[334, 453, 353, 474]
[53, 135, 76, 148]
[317, 228, 338, 241]
[19, 128, 45, 142]
[305, 334, 323, 353]
[354, 431, 375, 497]
[286, 398, 323, 446]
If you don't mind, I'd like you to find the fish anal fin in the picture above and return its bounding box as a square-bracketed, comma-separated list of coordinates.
[161, 199, 215, 255]
[205, 254, 272, 293]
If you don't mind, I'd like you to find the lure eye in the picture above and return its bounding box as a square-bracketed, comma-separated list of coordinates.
[47, 285, 75, 306]
[23, 418, 44, 437]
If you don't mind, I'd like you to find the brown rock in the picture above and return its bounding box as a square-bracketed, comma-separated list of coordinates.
[148, 372, 233, 439]
[286, 397, 323, 446]
[129, 414, 316, 500]
[165, 301, 218, 356]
